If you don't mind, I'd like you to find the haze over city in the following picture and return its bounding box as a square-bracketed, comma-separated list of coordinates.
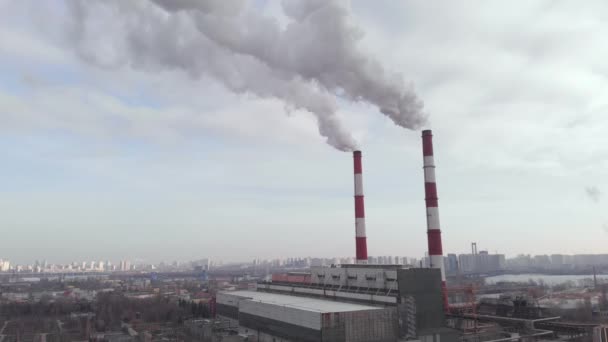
[1, 0, 607, 266]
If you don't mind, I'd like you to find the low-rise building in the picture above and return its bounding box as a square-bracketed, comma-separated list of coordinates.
[218, 290, 398, 342]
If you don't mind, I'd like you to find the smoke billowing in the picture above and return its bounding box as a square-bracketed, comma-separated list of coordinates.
[63, 0, 426, 151]
[585, 186, 601, 203]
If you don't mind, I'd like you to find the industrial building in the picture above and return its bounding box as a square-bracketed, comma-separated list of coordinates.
[219, 265, 459, 341]
[217, 290, 398, 342]
[256, 265, 457, 342]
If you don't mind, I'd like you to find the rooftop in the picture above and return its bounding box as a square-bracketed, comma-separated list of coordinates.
[223, 290, 383, 313]
[337, 264, 409, 269]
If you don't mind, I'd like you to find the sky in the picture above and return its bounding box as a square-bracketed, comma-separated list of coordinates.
[1, 0, 607, 265]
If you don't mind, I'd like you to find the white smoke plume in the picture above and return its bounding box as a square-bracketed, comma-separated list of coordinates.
[585, 186, 601, 203]
[63, 0, 426, 151]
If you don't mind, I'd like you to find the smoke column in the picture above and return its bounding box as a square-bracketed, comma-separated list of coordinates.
[63, 0, 426, 151]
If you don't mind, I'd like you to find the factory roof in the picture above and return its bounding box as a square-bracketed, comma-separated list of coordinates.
[336, 264, 409, 269]
[222, 290, 383, 313]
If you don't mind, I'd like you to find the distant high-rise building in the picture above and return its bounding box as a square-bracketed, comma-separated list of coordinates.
[446, 254, 458, 274]
[458, 251, 505, 273]
[195, 258, 211, 271]
[118, 260, 131, 271]
[533, 255, 551, 268]
[0, 259, 10, 272]
[410, 258, 416, 266]
[550, 254, 565, 269]
[310, 258, 324, 267]
[422, 256, 430, 268]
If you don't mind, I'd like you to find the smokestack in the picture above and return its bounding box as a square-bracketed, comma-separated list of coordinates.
[422, 130, 448, 310]
[353, 151, 368, 264]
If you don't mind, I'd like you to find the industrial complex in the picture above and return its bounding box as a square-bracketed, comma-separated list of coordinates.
[215, 130, 459, 342]
[210, 130, 608, 342]
[3, 130, 607, 342]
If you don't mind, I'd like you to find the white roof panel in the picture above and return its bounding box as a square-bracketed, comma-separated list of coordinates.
[221, 290, 382, 313]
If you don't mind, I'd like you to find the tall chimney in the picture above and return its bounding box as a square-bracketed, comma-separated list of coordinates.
[422, 130, 448, 310]
[353, 151, 368, 264]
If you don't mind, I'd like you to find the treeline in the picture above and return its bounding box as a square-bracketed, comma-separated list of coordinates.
[95, 292, 183, 329]
[177, 299, 210, 319]
[0, 292, 212, 331]
[94, 293, 211, 330]
[0, 298, 92, 319]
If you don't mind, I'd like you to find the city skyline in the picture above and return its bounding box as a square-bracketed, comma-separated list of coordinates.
[5, 251, 608, 270]
[1, 1, 608, 264]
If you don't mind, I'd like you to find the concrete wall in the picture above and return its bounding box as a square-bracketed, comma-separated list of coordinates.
[217, 291, 398, 342]
[237, 301, 398, 342]
[239, 311, 321, 342]
[239, 299, 321, 330]
[309, 267, 399, 290]
[397, 269, 445, 333]
[216, 303, 239, 319]
[340, 309, 398, 342]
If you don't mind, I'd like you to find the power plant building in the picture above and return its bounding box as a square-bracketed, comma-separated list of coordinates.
[222, 265, 458, 342]
[217, 290, 398, 342]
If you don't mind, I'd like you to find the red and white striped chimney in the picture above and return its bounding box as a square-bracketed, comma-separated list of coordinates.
[353, 151, 368, 264]
[422, 130, 448, 310]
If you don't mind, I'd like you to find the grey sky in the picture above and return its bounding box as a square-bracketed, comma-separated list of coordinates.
[585, 186, 601, 203]
[0, 0, 607, 264]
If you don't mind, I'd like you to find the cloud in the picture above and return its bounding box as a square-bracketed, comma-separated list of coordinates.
[0, 81, 332, 148]
[352, 1, 608, 175]
[585, 186, 601, 203]
[603, 224, 608, 233]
